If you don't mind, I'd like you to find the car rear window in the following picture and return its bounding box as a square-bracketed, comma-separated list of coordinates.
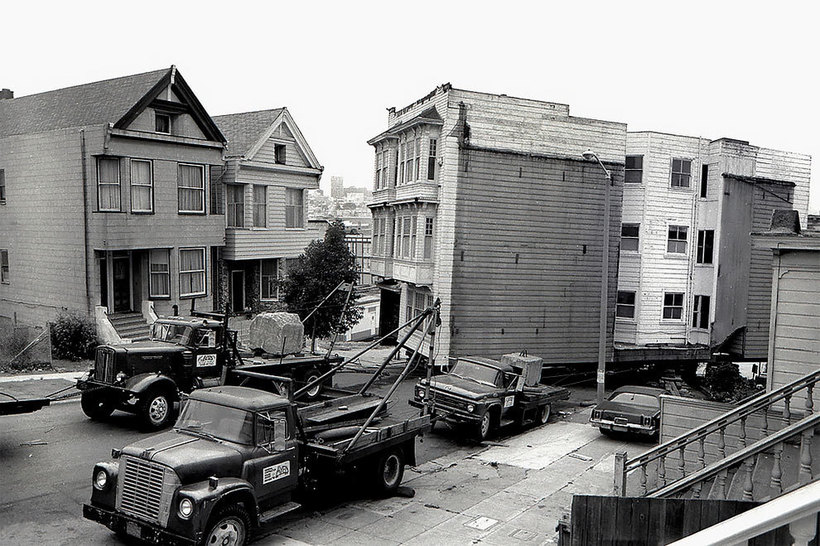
[609, 392, 659, 408]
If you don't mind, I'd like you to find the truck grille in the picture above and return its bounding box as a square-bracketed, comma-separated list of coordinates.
[116, 456, 179, 525]
[431, 391, 467, 411]
[95, 348, 115, 384]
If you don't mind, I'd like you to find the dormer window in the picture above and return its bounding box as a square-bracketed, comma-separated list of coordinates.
[155, 113, 172, 134]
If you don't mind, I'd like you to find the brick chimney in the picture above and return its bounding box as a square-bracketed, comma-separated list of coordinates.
[0, 88, 13, 99]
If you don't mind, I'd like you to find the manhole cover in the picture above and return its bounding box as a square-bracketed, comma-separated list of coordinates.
[466, 516, 498, 531]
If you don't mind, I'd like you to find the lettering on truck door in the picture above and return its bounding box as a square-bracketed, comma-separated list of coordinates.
[245, 408, 299, 502]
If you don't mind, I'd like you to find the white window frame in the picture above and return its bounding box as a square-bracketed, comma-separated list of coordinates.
[148, 249, 170, 298]
[667, 225, 688, 254]
[424, 217, 434, 259]
[427, 139, 437, 180]
[1, 249, 9, 284]
[671, 158, 692, 188]
[97, 157, 121, 212]
[625, 155, 643, 184]
[178, 163, 205, 214]
[621, 223, 640, 252]
[285, 188, 304, 229]
[663, 292, 684, 320]
[696, 229, 714, 264]
[692, 295, 711, 330]
[179, 247, 206, 297]
[616, 290, 635, 319]
[260, 258, 279, 301]
[130, 159, 154, 213]
[253, 185, 267, 228]
[155, 112, 172, 134]
[226, 184, 245, 228]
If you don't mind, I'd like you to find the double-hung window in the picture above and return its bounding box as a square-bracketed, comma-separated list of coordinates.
[616, 291, 635, 318]
[178, 164, 205, 213]
[402, 217, 411, 259]
[0, 169, 6, 204]
[700, 164, 709, 198]
[667, 226, 688, 254]
[427, 139, 437, 180]
[179, 248, 206, 297]
[97, 158, 121, 211]
[663, 292, 684, 320]
[424, 217, 434, 259]
[227, 185, 245, 228]
[285, 189, 304, 228]
[130, 160, 153, 213]
[625, 155, 643, 183]
[621, 223, 640, 252]
[260, 259, 278, 300]
[696, 230, 714, 264]
[1, 249, 9, 284]
[149, 249, 170, 298]
[692, 295, 710, 329]
[671, 158, 692, 188]
[253, 185, 267, 228]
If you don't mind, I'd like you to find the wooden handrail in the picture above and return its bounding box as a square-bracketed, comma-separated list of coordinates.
[625, 369, 820, 473]
[648, 412, 820, 498]
[668, 479, 820, 545]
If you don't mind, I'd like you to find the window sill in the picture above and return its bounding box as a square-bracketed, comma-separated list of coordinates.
[664, 253, 688, 260]
[669, 186, 692, 191]
[131, 210, 155, 215]
[148, 295, 171, 300]
[284, 227, 306, 231]
[615, 317, 636, 323]
[178, 211, 207, 216]
[94, 210, 125, 214]
[660, 318, 684, 323]
[180, 293, 207, 299]
[226, 226, 247, 230]
[694, 263, 714, 268]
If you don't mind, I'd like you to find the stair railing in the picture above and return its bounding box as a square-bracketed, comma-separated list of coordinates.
[668, 478, 819, 546]
[615, 368, 819, 497]
[648, 412, 819, 500]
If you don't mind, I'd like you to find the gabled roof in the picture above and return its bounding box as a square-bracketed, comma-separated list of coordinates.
[212, 109, 285, 157]
[0, 66, 225, 142]
[212, 108, 322, 169]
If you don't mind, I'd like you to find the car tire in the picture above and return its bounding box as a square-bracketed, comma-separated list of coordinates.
[538, 404, 551, 425]
[81, 391, 115, 420]
[473, 410, 494, 442]
[139, 389, 176, 431]
[204, 504, 249, 546]
[301, 367, 324, 401]
[373, 448, 405, 495]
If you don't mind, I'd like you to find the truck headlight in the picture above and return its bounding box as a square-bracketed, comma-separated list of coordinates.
[93, 469, 108, 490]
[417, 388, 425, 400]
[178, 497, 194, 519]
[116, 372, 127, 383]
[466, 403, 475, 413]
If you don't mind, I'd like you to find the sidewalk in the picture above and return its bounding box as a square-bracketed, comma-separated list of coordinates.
[0, 371, 84, 402]
[270, 409, 632, 546]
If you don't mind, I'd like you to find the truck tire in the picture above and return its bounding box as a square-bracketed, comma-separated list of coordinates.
[374, 448, 405, 494]
[474, 409, 494, 441]
[139, 388, 176, 430]
[538, 404, 551, 425]
[204, 504, 249, 546]
[301, 367, 324, 401]
[81, 391, 115, 420]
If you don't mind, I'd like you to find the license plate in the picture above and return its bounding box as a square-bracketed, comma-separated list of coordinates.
[126, 521, 142, 538]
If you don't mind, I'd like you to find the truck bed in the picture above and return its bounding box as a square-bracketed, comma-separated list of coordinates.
[304, 413, 431, 464]
[236, 353, 343, 372]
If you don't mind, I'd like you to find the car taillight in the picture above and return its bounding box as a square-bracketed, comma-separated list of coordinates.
[642, 416, 652, 426]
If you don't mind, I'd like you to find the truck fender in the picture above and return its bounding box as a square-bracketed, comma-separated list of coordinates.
[123, 373, 179, 398]
[176, 478, 259, 529]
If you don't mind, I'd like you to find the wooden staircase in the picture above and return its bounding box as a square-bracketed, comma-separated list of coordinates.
[107, 312, 150, 342]
[616, 368, 820, 502]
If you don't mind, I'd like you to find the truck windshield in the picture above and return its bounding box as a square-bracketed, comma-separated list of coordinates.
[449, 360, 501, 387]
[175, 400, 254, 445]
[150, 322, 193, 344]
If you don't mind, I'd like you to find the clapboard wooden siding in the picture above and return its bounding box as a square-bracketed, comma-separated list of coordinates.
[768, 248, 820, 408]
[616, 132, 811, 362]
[372, 85, 628, 361]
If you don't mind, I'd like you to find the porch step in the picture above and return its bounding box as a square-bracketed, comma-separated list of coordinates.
[108, 312, 149, 341]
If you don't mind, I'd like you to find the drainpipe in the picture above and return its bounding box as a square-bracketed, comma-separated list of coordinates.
[80, 129, 92, 315]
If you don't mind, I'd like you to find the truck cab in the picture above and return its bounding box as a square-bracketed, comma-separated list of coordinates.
[410, 355, 569, 441]
[77, 317, 235, 429]
[84, 386, 301, 546]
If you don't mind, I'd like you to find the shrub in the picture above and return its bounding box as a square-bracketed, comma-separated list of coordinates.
[703, 363, 757, 403]
[51, 310, 98, 361]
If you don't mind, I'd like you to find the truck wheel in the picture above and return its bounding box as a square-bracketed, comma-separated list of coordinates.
[204, 504, 249, 546]
[474, 410, 493, 441]
[374, 449, 405, 494]
[301, 367, 324, 401]
[140, 389, 176, 430]
[538, 404, 551, 425]
[81, 391, 114, 420]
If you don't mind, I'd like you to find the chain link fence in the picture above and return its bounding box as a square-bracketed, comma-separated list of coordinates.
[0, 320, 53, 371]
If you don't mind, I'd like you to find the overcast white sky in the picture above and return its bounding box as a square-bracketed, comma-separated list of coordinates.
[5, 1, 818, 213]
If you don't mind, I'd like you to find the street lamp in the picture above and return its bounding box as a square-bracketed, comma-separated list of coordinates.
[582, 149, 613, 404]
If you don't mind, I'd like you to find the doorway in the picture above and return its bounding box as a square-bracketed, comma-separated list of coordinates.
[379, 287, 401, 343]
[231, 270, 245, 314]
[112, 254, 132, 312]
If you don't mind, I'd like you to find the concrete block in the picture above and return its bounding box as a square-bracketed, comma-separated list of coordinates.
[248, 312, 304, 355]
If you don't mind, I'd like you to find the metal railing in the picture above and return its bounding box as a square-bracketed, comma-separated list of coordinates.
[615, 368, 819, 498]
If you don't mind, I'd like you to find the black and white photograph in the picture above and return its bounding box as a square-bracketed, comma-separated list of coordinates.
[1, 2, 818, 545]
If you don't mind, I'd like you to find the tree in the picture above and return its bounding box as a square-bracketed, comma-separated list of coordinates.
[283, 220, 362, 339]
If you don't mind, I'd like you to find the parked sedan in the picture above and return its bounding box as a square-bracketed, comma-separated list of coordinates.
[589, 386, 666, 439]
